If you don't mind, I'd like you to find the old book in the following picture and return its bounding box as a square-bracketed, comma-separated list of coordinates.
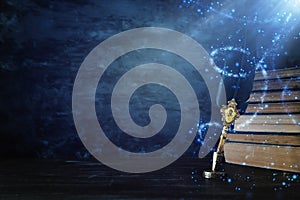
[224, 67, 300, 172]
[224, 142, 300, 173]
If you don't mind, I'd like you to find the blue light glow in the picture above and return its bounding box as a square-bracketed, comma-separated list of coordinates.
[292, 174, 298, 179]
[179, 0, 300, 74]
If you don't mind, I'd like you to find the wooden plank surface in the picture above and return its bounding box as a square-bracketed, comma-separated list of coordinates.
[235, 114, 300, 133]
[252, 78, 300, 91]
[1, 158, 300, 199]
[254, 67, 300, 81]
[227, 134, 300, 146]
[224, 142, 300, 173]
[248, 90, 300, 103]
[246, 102, 300, 114]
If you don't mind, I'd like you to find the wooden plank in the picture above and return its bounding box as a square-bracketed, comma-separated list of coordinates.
[1, 158, 300, 199]
[246, 102, 300, 114]
[248, 90, 300, 103]
[254, 67, 300, 81]
[227, 134, 300, 146]
[235, 114, 300, 133]
[224, 142, 300, 173]
[252, 78, 300, 91]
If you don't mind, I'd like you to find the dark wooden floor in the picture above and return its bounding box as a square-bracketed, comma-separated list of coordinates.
[0, 157, 299, 200]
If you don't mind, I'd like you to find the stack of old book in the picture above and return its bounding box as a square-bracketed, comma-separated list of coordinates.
[224, 67, 300, 172]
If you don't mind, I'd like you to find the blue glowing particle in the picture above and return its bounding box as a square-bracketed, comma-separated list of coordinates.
[235, 186, 241, 191]
[197, 8, 201, 13]
[231, 9, 235, 13]
[292, 174, 297, 179]
[228, 178, 232, 183]
[235, 62, 240, 67]
[254, 16, 258, 22]
[263, 64, 268, 68]
[282, 182, 286, 186]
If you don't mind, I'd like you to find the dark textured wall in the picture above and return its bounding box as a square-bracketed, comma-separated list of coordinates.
[1, 0, 299, 158]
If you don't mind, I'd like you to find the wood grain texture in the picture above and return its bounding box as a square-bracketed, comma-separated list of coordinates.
[224, 142, 300, 173]
[248, 90, 300, 103]
[1, 158, 300, 199]
[234, 114, 300, 133]
[234, 124, 299, 133]
[227, 134, 300, 146]
[236, 114, 300, 125]
[254, 67, 300, 81]
[246, 102, 300, 114]
[252, 78, 300, 91]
